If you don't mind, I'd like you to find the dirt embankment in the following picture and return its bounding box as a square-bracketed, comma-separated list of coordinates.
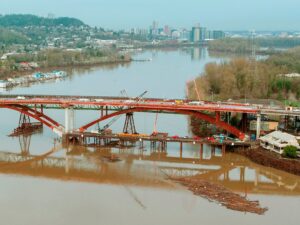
[172, 177, 267, 215]
[235, 147, 300, 176]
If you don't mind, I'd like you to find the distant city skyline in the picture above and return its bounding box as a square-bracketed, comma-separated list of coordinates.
[1, 0, 300, 31]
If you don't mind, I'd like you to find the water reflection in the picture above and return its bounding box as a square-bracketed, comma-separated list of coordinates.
[19, 135, 31, 156]
[1, 141, 299, 196]
[191, 47, 207, 60]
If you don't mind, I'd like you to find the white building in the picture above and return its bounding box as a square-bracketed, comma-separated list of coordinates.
[260, 131, 300, 154]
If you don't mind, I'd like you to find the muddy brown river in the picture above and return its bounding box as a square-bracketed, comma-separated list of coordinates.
[0, 48, 299, 225]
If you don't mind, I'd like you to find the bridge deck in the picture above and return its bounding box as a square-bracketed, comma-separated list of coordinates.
[1, 94, 299, 116]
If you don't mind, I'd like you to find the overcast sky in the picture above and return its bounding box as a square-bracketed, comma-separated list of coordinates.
[1, 0, 300, 31]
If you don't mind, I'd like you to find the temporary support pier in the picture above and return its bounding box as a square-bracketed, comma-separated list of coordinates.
[64, 132, 251, 153]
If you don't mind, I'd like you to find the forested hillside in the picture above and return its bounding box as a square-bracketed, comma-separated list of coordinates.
[0, 14, 85, 27]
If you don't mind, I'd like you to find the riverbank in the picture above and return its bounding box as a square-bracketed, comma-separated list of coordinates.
[0, 49, 131, 80]
[0, 58, 132, 91]
[141, 41, 207, 49]
[1, 58, 132, 80]
[207, 37, 300, 55]
[234, 146, 300, 176]
[186, 47, 300, 102]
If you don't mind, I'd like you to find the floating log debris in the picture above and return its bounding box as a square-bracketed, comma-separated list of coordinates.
[172, 177, 268, 215]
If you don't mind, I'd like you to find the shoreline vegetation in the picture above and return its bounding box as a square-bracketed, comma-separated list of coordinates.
[187, 46, 300, 104]
[0, 49, 131, 79]
[186, 44, 300, 175]
[208, 37, 300, 54]
[186, 46, 300, 139]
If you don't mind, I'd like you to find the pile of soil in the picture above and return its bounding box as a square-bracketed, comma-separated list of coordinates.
[172, 177, 268, 215]
[236, 147, 300, 176]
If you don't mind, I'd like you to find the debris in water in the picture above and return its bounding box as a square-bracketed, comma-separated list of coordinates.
[172, 177, 268, 215]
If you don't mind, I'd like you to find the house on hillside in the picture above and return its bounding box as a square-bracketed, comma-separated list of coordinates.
[259, 131, 300, 154]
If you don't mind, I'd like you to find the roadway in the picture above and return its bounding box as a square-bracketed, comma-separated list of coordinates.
[1, 94, 299, 116]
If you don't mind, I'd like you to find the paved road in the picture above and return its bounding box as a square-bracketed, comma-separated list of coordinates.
[0, 94, 291, 115]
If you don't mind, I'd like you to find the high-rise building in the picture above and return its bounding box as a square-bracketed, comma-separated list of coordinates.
[151, 21, 159, 36]
[180, 29, 191, 41]
[171, 30, 180, 39]
[163, 25, 171, 36]
[191, 25, 200, 42]
[200, 27, 207, 41]
[207, 30, 214, 40]
[212, 30, 225, 39]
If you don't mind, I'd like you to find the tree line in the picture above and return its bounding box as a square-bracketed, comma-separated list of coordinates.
[0, 48, 130, 78]
[0, 14, 85, 27]
[187, 47, 300, 103]
[208, 37, 300, 54]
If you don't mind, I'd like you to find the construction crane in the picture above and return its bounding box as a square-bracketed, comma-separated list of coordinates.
[98, 115, 122, 133]
[135, 90, 147, 102]
[120, 89, 129, 98]
[97, 89, 128, 133]
[97, 90, 148, 133]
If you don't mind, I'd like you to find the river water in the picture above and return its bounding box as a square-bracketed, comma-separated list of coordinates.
[0, 47, 299, 225]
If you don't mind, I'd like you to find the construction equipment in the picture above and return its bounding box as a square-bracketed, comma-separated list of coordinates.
[98, 115, 122, 133]
[120, 89, 129, 98]
[135, 90, 147, 102]
[97, 90, 148, 133]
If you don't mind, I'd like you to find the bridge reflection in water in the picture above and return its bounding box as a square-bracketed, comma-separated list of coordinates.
[0, 140, 299, 196]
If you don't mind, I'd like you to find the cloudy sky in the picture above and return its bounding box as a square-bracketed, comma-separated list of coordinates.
[1, 0, 299, 30]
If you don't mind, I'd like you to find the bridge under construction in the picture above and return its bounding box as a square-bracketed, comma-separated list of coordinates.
[0, 94, 299, 146]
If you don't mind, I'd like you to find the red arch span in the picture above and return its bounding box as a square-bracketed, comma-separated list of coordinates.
[0, 104, 62, 131]
[79, 107, 246, 140]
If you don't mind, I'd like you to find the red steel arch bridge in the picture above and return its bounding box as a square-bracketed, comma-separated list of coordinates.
[0, 94, 299, 140]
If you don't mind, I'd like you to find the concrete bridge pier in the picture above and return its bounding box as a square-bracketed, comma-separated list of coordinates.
[62, 107, 75, 143]
[65, 107, 75, 133]
[256, 113, 261, 140]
